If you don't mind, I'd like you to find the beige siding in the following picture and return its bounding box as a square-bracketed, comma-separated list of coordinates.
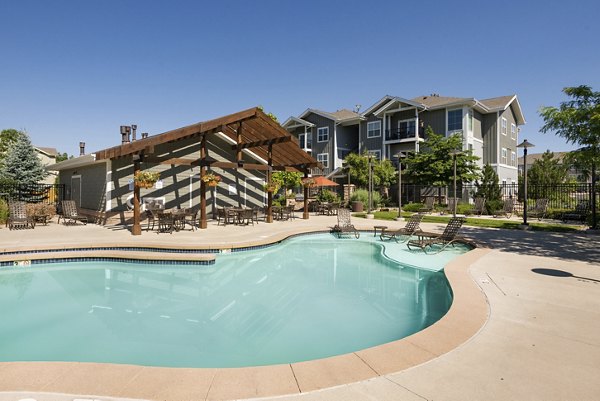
[59, 163, 107, 211]
[473, 110, 483, 140]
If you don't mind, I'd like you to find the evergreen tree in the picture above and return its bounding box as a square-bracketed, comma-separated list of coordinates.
[0, 132, 47, 184]
[527, 150, 568, 200]
[475, 164, 502, 213]
[0, 129, 24, 168]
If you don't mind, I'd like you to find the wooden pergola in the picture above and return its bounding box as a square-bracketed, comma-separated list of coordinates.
[94, 107, 321, 235]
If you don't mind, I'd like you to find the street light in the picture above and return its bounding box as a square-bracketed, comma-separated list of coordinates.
[367, 154, 374, 217]
[517, 139, 535, 227]
[449, 149, 462, 217]
[395, 152, 405, 220]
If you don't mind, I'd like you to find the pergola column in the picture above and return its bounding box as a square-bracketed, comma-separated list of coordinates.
[132, 155, 142, 235]
[199, 135, 207, 229]
[266, 143, 273, 223]
[303, 170, 309, 219]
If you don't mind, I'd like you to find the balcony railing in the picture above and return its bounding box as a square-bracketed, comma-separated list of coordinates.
[385, 128, 419, 141]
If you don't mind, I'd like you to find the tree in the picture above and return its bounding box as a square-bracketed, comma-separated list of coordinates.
[271, 171, 302, 193]
[527, 151, 568, 187]
[56, 152, 72, 163]
[0, 132, 47, 184]
[403, 127, 481, 185]
[0, 129, 24, 166]
[342, 152, 397, 191]
[540, 85, 600, 227]
[475, 164, 502, 201]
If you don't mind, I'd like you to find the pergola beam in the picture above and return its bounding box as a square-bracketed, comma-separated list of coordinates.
[230, 136, 292, 150]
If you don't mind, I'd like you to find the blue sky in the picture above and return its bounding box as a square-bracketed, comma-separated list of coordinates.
[1, 0, 598, 156]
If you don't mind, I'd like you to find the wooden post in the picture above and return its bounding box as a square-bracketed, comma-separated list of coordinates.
[303, 171, 309, 220]
[199, 135, 207, 229]
[132, 157, 142, 235]
[266, 143, 273, 223]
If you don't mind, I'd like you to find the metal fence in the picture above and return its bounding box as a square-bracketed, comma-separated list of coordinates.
[0, 183, 66, 204]
[393, 183, 596, 211]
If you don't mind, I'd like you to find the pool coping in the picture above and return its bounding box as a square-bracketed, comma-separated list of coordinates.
[0, 230, 490, 401]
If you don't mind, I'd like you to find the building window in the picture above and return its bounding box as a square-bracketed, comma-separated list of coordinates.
[501, 148, 507, 165]
[367, 121, 381, 138]
[317, 127, 329, 142]
[447, 109, 463, 132]
[501, 118, 507, 135]
[398, 119, 416, 137]
[511, 151, 516, 167]
[511, 123, 516, 139]
[317, 153, 329, 168]
[367, 150, 381, 160]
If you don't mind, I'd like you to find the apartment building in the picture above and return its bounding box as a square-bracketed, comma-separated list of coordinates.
[283, 93, 525, 184]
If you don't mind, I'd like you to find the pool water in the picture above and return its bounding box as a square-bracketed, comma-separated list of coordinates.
[0, 234, 468, 368]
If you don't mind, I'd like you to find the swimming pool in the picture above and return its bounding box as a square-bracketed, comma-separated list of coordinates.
[0, 233, 470, 368]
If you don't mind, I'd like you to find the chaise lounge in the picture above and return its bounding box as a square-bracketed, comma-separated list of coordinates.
[379, 213, 424, 242]
[406, 217, 465, 254]
[332, 208, 360, 239]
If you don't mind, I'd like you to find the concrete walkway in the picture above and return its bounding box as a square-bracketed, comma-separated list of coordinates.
[0, 216, 599, 401]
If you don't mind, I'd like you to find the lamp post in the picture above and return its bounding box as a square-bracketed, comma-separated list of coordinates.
[367, 154, 374, 218]
[395, 152, 405, 220]
[517, 139, 535, 227]
[449, 149, 462, 217]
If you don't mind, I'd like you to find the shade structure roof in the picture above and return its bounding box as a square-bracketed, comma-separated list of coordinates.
[312, 176, 339, 187]
[94, 107, 320, 173]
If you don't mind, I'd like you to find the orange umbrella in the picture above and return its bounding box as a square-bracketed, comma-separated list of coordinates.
[312, 176, 339, 187]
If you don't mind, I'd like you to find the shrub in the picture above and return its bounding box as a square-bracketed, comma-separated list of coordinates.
[26, 203, 57, 218]
[0, 199, 8, 224]
[403, 202, 423, 212]
[349, 189, 381, 208]
[317, 189, 339, 203]
[485, 199, 503, 215]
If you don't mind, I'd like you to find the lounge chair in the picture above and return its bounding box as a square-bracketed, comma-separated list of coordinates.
[7, 201, 35, 230]
[61, 200, 88, 225]
[471, 197, 486, 216]
[380, 213, 424, 242]
[528, 198, 549, 220]
[493, 198, 516, 218]
[332, 208, 360, 239]
[419, 196, 435, 214]
[562, 200, 589, 223]
[406, 217, 465, 254]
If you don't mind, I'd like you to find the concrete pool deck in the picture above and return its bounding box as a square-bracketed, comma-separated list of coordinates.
[0, 215, 599, 401]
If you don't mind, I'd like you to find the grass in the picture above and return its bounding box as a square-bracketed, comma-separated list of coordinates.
[353, 211, 583, 233]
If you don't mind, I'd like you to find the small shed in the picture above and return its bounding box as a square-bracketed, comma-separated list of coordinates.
[49, 107, 320, 234]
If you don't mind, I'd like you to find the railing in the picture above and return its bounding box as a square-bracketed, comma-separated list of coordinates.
[385, 128, 418, 141]
[310, 167, 331, 177]
[394, 183, 596, 211]
[0, 183, 66, 204]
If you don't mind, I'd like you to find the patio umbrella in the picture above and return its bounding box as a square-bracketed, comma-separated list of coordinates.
[312, 176, 339, 187]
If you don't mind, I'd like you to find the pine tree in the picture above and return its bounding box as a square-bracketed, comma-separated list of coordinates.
[475, 164, 502, 213]
[0, 132, 47, 184]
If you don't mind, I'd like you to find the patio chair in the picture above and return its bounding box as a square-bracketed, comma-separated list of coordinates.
[562, 200, 589, 223]
[332, 208, 360, 239]
[182, 207, 199, 230]
[528, 198, 549, 220]
[493, 198, 516, 219]
[406, 217, 465, 254]
[217, 207, 237, 226]
[7, 201, 35, 230]
[471, 197, 486, 216]
[61, 200, 88, 225]
[281, 205, 295, 220]
[419, 196, 435, 214]
[157, 211, 174, 234]
[145, 204, 163, 231]
[380, 213, 424, 242]
[237, 208, 254, 225]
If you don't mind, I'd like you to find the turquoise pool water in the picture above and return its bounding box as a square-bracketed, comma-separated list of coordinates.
[0, 234, 469, 368]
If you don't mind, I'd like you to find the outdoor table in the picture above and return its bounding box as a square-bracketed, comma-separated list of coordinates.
[373, 225, 388, 237]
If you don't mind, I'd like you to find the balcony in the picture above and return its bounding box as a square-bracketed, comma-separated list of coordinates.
[385, 128, 418, 141]
[299, 137, 312, 152]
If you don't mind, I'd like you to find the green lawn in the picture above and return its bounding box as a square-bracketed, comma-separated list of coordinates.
[352, 211, 583, 233]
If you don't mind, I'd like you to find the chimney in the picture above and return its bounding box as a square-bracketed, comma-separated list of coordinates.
[79, 142, 85, 156]
[141, 132, 148, 139]
[120, 125, 129, 144]
[131, 124, 137, 141]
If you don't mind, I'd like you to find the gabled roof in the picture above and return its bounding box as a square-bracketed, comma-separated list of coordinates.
[361, 95, 396, 116]
[412, 95, 475, 109]
[298, 108, 363, 124]
[372, 97, 426, 117]
[480, 95, 526, 125]
[35, 146, 58, 157]
[282, 116, 315, 129]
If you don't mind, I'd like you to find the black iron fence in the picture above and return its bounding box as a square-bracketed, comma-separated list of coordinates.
[393, 183, 595, 211]
[0, 183, 66, 204]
